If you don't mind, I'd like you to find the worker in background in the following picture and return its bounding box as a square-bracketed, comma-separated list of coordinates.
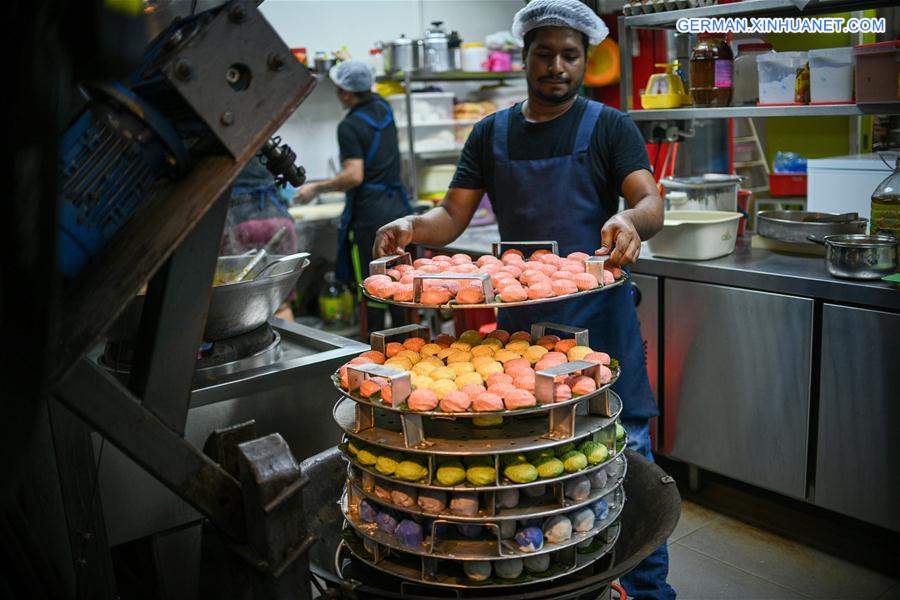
[373, 1, 674, 598]
[296, 60, 412, 332]
[222, 156, 298, 321]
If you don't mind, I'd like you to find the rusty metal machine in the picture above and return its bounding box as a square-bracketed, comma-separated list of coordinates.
[4, 0, 338, 597]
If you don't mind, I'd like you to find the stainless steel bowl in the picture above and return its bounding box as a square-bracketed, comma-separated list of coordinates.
[107, 253, 310, 342]
[757, 211, 868, 244]
[809, 234, 898, 280]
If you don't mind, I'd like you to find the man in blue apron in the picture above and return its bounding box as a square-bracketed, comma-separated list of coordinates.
[296, 60, 412, 332]
[373, 2, 674, 598]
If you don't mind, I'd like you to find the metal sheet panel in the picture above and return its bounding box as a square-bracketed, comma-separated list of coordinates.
[815, 304, 900, 532]
[97, 324, 363, 546]
[664, 280, 813, 498]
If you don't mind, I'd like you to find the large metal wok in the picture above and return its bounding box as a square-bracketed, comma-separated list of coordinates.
[107, 253, 309, 342]
[300, 447, 681, 600]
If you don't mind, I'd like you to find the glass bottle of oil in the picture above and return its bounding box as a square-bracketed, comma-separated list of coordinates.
[871, 157, 900, 237]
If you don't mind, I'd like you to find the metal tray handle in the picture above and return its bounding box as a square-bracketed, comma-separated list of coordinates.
[346, 363, 411, 409]
[534, 360, 601, 404]
[412, 272, 495, 304]
[254, 252, 311, 278]
[584, 255, 609, 281]
[490, 240, 559, 258]
[530, 322, 590, 346]
[369, 324, 433, 354]
[369, 252, 413, 276]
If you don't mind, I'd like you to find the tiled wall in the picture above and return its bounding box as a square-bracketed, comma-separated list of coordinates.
[260, 0, 523, 180]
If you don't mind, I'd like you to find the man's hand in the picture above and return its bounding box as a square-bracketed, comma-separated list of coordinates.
[374, 217, 415, 258]
[294, 182, 319, 205]
[596, 213, 641, 266]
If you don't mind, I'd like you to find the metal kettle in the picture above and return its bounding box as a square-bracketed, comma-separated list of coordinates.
[422, 21, 453, 73]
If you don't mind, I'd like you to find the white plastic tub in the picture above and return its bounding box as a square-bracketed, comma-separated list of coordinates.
[757, 51, 808, 105]
[809, 47, 854, 103]
[386, 92, 454, 125]
[646, 211, 742, 260]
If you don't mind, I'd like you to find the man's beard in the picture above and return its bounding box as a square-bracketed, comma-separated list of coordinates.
[529, 75, 584, 105]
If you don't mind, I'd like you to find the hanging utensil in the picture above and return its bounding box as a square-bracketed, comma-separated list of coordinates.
[263, 226, 289, 254]
[233, 249, 267, 283]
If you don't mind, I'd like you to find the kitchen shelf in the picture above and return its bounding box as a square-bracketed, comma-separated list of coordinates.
[401, 148, 463, 163]
[378, 71, 526, 83]
[623, 0, 900, 28]
[386, 71, 524, 197]
[629, 102, 900, 121]
[396, 118, 480, 127]
[619, 0, 900, 126]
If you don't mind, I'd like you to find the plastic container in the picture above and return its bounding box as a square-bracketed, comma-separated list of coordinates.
[395, 122, 458, 152]
[417, 164, 456, 195]
[646, 211, 742, 260]
[733, 43, 773, 105]
[757, 51, 808, 105]
[853, 41, 900, 103]
[660, 174, 742, 211]
[319, 272, 354, 325]
[368, 48, 385, 77]
[386, 92, 454, 125]
[690, 34, 733, 107]
[808, 47, 854, 104]
[641, 63, 691, 109]
[769, 173, 807, 197]
[461, 42, 488, 72]
[737, 189, 752, 237]
[473, 84, 527, 109]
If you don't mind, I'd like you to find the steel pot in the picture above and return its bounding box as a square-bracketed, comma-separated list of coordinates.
[384, 34, 417, 74]
[807, 234, 899, 280]
[107, 253, 310, 342]
[757, 210, 868, 244]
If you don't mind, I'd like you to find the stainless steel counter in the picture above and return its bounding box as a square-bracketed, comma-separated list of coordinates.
[431, 224, 899, 532]
[92, 320, 367, 547]
[428, 224, 899, 311]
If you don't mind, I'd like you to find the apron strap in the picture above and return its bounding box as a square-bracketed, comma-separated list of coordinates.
[574, 100, 603, 153]
[350, 99, 396, 169]
[493, 101, 603, 161]
[360, 181, 413, 213]
[492, 106, 513, 161]
[232, 184, 285, 212]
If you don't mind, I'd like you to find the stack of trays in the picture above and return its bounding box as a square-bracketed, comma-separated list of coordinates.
[332, 323, 629, 589]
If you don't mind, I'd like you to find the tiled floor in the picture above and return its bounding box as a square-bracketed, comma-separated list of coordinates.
[666, 501, 900, 600]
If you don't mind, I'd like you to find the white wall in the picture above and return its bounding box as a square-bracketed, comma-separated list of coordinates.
[259, 0, 523, 180]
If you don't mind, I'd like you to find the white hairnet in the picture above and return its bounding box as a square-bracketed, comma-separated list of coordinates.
[328, 60, 373, 93]
[512, 0, 609, 46]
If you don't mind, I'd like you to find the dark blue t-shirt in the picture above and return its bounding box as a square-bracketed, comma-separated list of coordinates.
[450, 97, 650, 218]
[337, 95, 402, 187]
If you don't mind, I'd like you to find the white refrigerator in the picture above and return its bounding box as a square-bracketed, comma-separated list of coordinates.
[807, 153, 898, 220]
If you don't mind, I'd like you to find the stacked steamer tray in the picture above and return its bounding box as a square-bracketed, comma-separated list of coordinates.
[359, 241, 625, 309]
[333, 324, 627, 589]
[331, 239, 631, 590]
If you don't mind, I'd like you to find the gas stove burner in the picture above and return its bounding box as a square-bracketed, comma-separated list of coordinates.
[197, 323, 279, 368]
[100, 324, 283, 384]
